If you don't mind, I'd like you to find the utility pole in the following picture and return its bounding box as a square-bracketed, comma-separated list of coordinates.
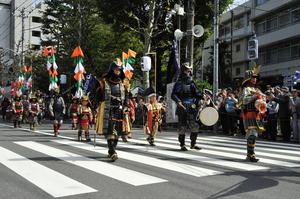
[16, 7, 32, 68]
[186, 0, 195, 68]
[213, 0, 219, 133]
[230, 10, 234, 88]
[177, 0, 182, 66]
[21, 7, 25, 68]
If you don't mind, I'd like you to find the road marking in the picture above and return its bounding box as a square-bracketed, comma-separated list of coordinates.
[155, 138, 300, 168]
[52, 139, 223, 177]
[186, 137, 300, 159]
[0, 146, 97, 198]
[95, 138, 269, 171]
[15, 141, 167, 186]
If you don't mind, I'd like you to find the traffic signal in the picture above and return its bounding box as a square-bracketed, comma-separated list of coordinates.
[248, 39, 258, 60]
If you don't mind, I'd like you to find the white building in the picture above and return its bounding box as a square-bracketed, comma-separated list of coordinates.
[0, 0, 45, 82]
[203, 0, 300, 89]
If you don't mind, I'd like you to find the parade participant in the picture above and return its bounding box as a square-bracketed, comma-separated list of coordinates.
[28, 94, 40, 131]
[77, 94, 93, 141]
[171, 64, 204, 151]
[144, 88, 164, 146]
[36, 91, 44, 125]
[1, 97, 10, 121]
[5, 99, 13, 122]
[290, 89, 300, 142]
[94, 62, 129, 161]
[265, 91, 279, 141]
[12, 93, 23, 128]
[240, 66, 265, 162]
[21, 95, 29, 124]
[122, 92, 135, 141]
[68, 95, 79, 130]
[269, 86, 291, 142]
[49, 87, 66, 137]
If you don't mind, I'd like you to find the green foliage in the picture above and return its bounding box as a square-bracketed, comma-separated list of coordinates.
[37, 0, 233, 94]
[194, 76, 213, 94]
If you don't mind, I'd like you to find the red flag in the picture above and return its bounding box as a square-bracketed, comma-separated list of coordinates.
[128, 49, 137, 58]
[43, 46, 49, 57]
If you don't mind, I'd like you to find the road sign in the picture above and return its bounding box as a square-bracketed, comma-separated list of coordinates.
[282, 71, 299, 77]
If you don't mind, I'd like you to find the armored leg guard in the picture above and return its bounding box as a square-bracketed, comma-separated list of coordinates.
[122, 132, 128, 142]
[78, 130, 82, 141]
[85, 131, 91, 142]
[18, 121, 22, 128]
[107, 139, 118, 161]
[179, 135, 187, 151]
[146, 136, 155, 146]
[190, 133, 201, 150]
[53, 124, 59, 137]
[246, 135, 259, 162]
[113, 139, 119, 148]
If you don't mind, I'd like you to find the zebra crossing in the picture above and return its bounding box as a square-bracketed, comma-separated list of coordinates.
[1, 129, 300, 198]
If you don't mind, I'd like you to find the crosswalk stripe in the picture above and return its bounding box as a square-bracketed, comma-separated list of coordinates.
[94, 138, 269, 171]
[0, 146, 97, 198]
[166, 137, 300, 161]
[52, 139, 223, 177]
[152, 138, 300, 168]
[208, 136, 300, 150]
[15, 141, 167, 186]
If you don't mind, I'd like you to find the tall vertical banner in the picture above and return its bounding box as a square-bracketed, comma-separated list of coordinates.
[44, 46, 59, 91]
[172, 37, 180, 77]
[82, 73, 95, 95]
[166, 82, 178, 123]
[71, 46, 85, 98]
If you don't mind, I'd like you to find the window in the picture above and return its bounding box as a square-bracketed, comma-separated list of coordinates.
[266, 14, 277, 32]
[292, 6, 300, 23]
[258, 51, 266, 65]
[234, 17, 244, 30]
[32, 16, 41, 23]
[291, 43, 300, 59]
[255, 20, 266, 35]
[278, 10, 291, 28]
[278, 45, 291, 62]
[32, 31, 41, 37]
[235, 67, 240, 75]
[256, 0, 270, 6]
[236, 44, 241, 52]
[266, 48, 278, 64]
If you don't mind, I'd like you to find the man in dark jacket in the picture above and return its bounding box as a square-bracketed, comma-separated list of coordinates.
[270, 86, 291, 142]
[171, 64, 204, 151]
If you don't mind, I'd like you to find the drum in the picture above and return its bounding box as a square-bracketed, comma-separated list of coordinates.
[199, 107, 219, 126]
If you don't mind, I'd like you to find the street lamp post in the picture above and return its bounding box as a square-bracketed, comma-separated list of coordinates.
[145, 52, 157, 91]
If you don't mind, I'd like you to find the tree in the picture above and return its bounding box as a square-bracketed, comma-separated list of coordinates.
[96, 0, 233, 94]
[39, 0, 142, 93]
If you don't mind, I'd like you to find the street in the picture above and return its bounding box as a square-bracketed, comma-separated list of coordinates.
[0, 119, 300, 199]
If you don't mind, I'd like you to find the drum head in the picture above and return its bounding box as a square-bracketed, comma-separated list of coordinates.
[199, 107, 219, 126]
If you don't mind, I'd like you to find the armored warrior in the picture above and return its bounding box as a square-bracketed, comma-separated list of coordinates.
[49, 87, 66, 137]
[171, 64, 204, 151]
[12, 94, 23, 128]
[36, 91, 45, 125]
[77, 94, 93, 141]
[122, 92, 135, 142]
[240, 66, 266, 162]
[28, 94, 40, 131]
[144, 89, 164, 146]
[94, 62, 129, 161]
[21, 95, 29, 124]
[68, 95, 79, 130]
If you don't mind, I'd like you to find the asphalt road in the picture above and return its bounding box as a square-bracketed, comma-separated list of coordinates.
[1, 119, 300, 199]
